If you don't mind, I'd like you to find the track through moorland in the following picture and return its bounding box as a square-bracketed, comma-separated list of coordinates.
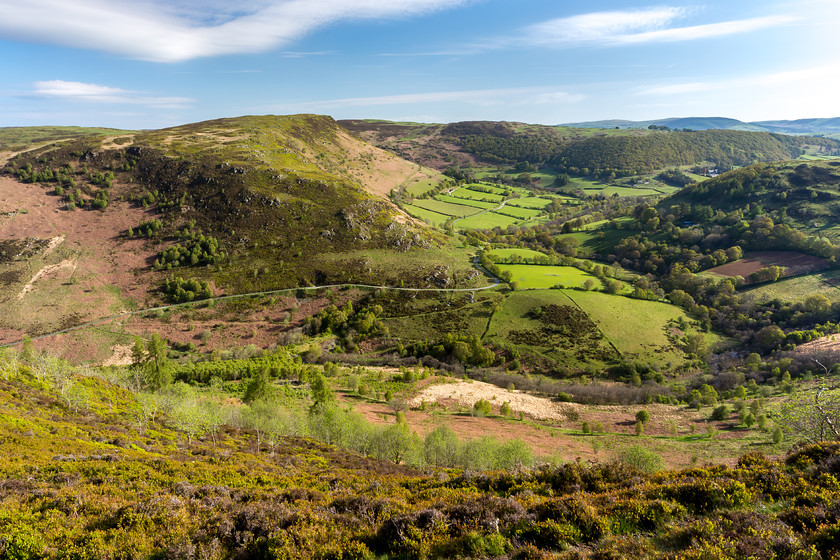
[1, 258, 504, 348]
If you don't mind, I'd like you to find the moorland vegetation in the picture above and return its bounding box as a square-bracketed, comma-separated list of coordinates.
[3, 116, 840, 558]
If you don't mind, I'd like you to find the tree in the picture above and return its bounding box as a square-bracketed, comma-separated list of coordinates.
[309, 372, 334, 413]
[424, 425, 460, 467]
[711, 404, 730, 421]
[755, 325, 785, 352]
[132, 334, 170, 390]
[243, 368, 275, 404]
[635, 409, 651, 424]
[779, 385, 840, 443]
[473, 399, 492, 417]
[375, 422, 415, 464]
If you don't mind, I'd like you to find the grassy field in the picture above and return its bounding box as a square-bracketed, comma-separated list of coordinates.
[434, 194, 497, 209]
[456, 211, 521, 230]
[464, 182, 508, 195]
[451, 187, 504, 203]
[412, 198, 483, 217]
[580, 184, 664, 197]
[564, 290, 715, 369]
[485, 248, 549, 261]
[740, 270, 840, 304]
[506, 196, 560, 208]
[401, 203, 449, 225]
[404, 178, 441, 197]
[495, 205, 542, 219]
[500, 264, 599, 289]
[484, 289, 618, 369]
[558, 227, 637, 255]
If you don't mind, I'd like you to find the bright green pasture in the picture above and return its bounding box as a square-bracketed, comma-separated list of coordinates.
[464, 182, 507, 194]
[456, 212, 521, 230]
[484, 289, 617, 368]
[435, 194, 497, 209]
[564, 290, 714, 367]
[402, 204, 449, 225]
[580, 184, 663, 197]
[496, 205, 543, 219]
[740, 271, 840, 305]
[405, 179, 440, 197]
[557, 228, 636, 255]
[506, 197, 560, 208]
[650, 185, 682, 195]
[413, 198, 483, 217]
[451, 187, 505, 203]
[486, 248, 549, 261]
[499, 264, 599, 289]
[582, 217, 636, 231]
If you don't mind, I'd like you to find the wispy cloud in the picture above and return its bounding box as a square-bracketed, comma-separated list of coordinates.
[637, 65, 840, 97]
[524, 7, 795, 47]
[0, 0, 468, 63]
[33, 80, 193, 108]
[277, 87, 584, 110]
[634, 65, 840, 120]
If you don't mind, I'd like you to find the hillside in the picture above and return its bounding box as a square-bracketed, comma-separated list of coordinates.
[340, 119, 840, 176]
[0, 115, 485, 356]
[664, 160, 840, 243]
[562, 116, 840, 135]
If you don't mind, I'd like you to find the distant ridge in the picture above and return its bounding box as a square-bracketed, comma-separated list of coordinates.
[560, 116, 840, 136]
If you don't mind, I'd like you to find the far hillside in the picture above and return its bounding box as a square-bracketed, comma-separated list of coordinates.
[340, 119, 840, 180]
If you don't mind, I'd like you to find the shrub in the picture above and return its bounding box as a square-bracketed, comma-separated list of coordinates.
[711, 404, 730, 421]
[617, 445, 664, 473]
[473, 399, 492, 417]
[635, 409, 650, 424]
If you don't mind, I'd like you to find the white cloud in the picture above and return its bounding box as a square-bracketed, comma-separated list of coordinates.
[0, 0, 468, 62]
[34, 80, 193, 108]
[525, 7, 794, 46]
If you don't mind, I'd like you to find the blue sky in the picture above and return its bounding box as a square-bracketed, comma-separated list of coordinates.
[1, 0, 838, 129]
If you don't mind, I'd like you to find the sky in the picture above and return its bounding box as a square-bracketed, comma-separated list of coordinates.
[1, 0, 839, 129]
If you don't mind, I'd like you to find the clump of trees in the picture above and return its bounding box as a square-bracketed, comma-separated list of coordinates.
[161, 276, 212, 303]
[154, 235, 224, 269]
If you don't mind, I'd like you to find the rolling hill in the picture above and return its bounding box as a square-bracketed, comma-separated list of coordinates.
[561, 116, 840, 135]
[0, 115, 488, 357]
[340, 119, 840, 177]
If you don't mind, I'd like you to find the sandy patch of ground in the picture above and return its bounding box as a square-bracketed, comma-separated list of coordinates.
[43, 235, 65, 255]
[408, 379, 581, 422]
[101, 344, 135, 367]
[344, 380, 754, 468]
[17, 259, 77, 299]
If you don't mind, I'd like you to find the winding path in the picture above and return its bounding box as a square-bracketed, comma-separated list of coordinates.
[1, 257, 504, 348]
